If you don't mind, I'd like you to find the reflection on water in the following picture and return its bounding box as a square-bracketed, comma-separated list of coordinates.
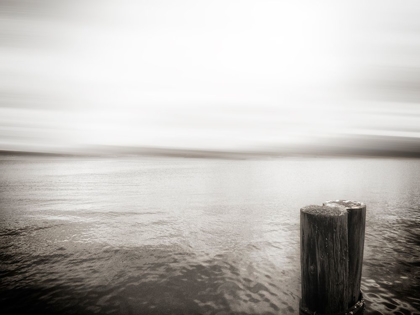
[0, 156, 419, 314]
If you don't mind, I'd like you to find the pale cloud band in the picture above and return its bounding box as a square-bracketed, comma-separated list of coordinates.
[1, 0, 420, 153]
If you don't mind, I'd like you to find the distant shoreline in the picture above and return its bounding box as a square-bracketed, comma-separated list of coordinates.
[1, 147, 420, 160]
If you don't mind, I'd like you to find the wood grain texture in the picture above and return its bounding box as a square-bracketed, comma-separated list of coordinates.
[300, 205, 349, 314]
[324, 200, 366, 308]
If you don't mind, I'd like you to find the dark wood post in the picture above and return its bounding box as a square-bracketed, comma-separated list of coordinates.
[300, 205, 349, 314]
[300, 202, 366, 315]
[324, 200, 366, 309]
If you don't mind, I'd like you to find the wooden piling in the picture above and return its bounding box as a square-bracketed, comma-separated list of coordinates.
[300, 201, 366, 315]
[300, 205, 349, 314]
[324, 200, 366, 309]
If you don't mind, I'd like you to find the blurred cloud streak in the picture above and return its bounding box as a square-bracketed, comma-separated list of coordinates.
[1, 0, 420, 155]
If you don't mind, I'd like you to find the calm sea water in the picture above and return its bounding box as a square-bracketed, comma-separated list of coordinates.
[0, 156, 419, 315]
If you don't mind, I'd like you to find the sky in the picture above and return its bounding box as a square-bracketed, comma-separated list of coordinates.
[1, 0, 420, 153]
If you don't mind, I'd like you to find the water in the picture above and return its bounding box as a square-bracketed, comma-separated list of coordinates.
[0, 156, 419, 315]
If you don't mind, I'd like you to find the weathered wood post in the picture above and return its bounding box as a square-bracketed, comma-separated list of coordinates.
[324, 200, 366, 310]
[300, 201, 365, 315]
[300, 205, 349, 314]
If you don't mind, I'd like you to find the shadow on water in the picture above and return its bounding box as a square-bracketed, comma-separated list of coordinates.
[0, 245, 298, 315]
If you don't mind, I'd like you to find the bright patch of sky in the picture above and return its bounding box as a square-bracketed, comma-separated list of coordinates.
[1, 0, 420, 152]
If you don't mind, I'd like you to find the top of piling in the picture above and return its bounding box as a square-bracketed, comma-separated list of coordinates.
[323, 200, 365, 210]
[301, 205, 347, 216]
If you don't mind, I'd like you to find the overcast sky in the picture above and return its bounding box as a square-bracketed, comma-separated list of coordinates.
[1, 0, 420, 152]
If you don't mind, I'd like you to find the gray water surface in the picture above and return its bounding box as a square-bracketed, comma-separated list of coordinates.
[0, 156, 419, 314]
